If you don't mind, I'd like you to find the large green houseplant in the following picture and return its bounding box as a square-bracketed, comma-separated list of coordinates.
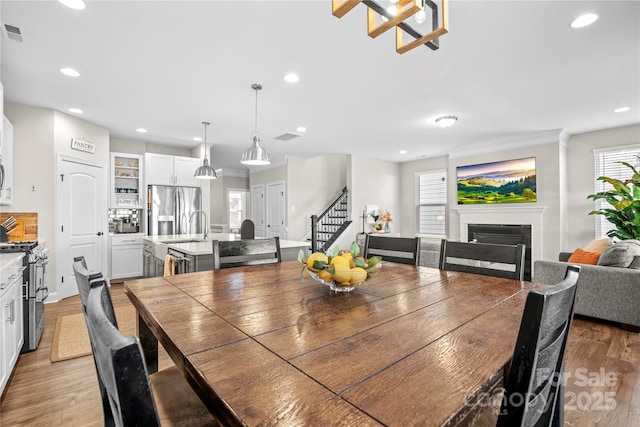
[587, 157, 640, 240]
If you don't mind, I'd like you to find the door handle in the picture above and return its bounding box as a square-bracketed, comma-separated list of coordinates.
[97, 232, 104, 236]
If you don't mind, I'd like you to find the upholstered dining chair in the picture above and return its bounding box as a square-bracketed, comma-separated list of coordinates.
[363, 235, 421, 266]
[72, 257, 216, 427]
[497, 265, 580, 427]
[240, 219, 255, 239]
[212, 237, 281, 269]
[438, 239, 526, 280]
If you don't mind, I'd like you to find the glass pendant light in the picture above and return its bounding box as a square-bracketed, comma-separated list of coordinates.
[241, 83, 271, 166]
[194, 121, 217, 179]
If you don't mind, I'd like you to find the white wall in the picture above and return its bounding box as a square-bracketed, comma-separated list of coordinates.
[286, 155, 348, 241]
[209, 174, 249, 226]
[565, 124, 640, 250]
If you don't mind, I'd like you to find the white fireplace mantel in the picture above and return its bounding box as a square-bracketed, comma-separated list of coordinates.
[454, 205, 547, 263]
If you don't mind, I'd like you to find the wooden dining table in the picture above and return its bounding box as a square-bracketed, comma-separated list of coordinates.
[124, 260, 536, 426]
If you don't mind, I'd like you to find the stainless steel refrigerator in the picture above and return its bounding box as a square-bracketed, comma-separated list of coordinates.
[147, 185, 202, 235]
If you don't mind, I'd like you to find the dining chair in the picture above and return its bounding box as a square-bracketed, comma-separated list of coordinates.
[72, 257, 216, 426]
[212, 237, 281, 269]
[363, 235, 421, 266]
[438, 239, 526, 280]
[240, 219, 255, 239]
[497, 265, 580, 427]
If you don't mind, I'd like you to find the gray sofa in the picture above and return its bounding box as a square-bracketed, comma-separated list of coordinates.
[534, 254, 640, 328]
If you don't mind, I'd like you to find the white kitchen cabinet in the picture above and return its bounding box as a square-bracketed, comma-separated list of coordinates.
[0, 116, 14, 206]
[144, 153, 200, 187]
[111, 152, 143, 209]
[110, 235, 144, 280]
[1, 255, 24, 397]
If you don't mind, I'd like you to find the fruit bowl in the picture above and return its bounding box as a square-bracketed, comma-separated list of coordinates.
[299, 242, 382, 293]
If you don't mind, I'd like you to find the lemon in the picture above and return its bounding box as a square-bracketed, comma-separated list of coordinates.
[341, 252, 355, 268]
[333, 268, 352, 284]
[307, 252, 328, 272]
[329, 255, 350, 270]
[349, 267, 368, 284]
[318, 270, 334, 282]
[330, 255, 351, 284]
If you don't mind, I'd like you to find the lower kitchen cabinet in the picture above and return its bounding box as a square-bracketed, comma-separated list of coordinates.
[110, 235, 144, 280]
[1, 255, 24, 397]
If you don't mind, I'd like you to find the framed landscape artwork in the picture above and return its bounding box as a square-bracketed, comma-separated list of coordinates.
[456, 157, 537, 204]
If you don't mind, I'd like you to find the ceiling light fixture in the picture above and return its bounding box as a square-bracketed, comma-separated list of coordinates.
[136, 128, 147, 133]
[194, 121, 217, 180]
[284, 73, 300, 83]
[60, 67, 80, 77]
[614, 107, 631, 113]
[332, 0, 449, 54]
[296, 126, 307, 133]
[435, 115, 458, 128]
[68, 108, 83, 114]
[58, 0, 86, 10]
[571, 13, 598, 28]
[241, 84, 271, 166]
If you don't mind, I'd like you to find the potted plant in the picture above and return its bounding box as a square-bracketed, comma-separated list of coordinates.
[587, 156, 640, 240]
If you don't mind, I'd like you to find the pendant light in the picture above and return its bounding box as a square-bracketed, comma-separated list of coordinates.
[194, 121, 217, 179]
[241, 83, 271, 166]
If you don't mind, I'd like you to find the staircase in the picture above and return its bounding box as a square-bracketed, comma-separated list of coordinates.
[310, 187, 351, 253]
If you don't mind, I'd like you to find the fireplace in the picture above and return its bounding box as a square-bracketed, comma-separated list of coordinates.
[468, 224, 532, 280]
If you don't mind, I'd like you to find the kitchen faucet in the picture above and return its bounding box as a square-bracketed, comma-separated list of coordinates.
[189, 210, 208, 240]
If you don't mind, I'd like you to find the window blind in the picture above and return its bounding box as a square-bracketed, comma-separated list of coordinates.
[593, 146, 640, 238]
[417, 170, 447, 236]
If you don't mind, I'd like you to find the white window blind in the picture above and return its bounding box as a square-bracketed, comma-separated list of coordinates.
[593, 146, 640, 238]
[417, 169, 447, 236]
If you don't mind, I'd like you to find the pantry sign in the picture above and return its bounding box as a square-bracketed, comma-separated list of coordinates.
[71, 137, 96, 154]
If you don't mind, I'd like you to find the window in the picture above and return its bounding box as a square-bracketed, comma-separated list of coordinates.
[228, 190, 248, 230]
[593, 146, 640, 238]
[417, 169, 447, 237]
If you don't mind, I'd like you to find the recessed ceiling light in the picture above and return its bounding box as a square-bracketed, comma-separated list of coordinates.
[193, 137, 202, 141]
[60, 67, 80, 77]
[614, 107, 631, 113]
[59, 0, 86, 10]
[68, 108, 83, 114]
[399, 150, 407, 154]
[296, 126, 307, 133]
[136, 128, 148, 134]
[435, 115, 458, 128]
[571, 13, 598, 28]
[284, 73, 299, 83]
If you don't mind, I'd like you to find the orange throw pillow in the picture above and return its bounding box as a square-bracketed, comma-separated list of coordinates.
[567, 248, 600, 265]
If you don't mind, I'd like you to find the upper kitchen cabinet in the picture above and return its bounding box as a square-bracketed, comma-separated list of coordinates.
[0, 116, 14, 206]
[111, 152, 143, 209]
[144, 153, 200, 187]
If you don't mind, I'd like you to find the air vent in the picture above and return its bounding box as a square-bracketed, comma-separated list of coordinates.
[273, 132, 303, 141]
[2, 24, 23, 42]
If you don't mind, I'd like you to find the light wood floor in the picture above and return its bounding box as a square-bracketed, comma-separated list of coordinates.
[1, 284, 639, 426]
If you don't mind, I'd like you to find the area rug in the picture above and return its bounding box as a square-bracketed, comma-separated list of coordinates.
[50, 305, 137, 363]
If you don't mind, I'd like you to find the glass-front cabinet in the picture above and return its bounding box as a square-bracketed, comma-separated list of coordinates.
[110, 152, 144, 209]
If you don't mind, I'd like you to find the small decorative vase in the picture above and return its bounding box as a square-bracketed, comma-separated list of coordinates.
[383, 222, 390, 233]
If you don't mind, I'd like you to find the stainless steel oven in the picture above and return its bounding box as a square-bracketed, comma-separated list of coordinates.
[0, 241, 49, 353]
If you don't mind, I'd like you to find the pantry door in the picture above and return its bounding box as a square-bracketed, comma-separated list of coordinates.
[57, 155, 107, 300]
[266, 181, 285, 238]
[251, 184, 265, 237]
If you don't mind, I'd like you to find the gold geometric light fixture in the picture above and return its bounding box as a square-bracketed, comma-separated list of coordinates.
[332, 0, 449, 54]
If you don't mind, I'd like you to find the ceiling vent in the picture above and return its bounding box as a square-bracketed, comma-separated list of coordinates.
[273, 132, 303, 141]
[2, 24, 23, 42]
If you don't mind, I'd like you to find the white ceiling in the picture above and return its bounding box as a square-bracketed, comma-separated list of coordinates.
[2, 1, 639, 171]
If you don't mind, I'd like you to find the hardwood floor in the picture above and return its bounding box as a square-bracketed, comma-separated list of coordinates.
[1, 284, 639, 426]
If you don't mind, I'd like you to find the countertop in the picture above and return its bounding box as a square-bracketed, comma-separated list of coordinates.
[1, 253, 24, 273]
[145, 234, 311, 256]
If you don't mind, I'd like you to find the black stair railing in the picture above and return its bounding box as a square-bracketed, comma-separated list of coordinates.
[310, 187, 351, 253]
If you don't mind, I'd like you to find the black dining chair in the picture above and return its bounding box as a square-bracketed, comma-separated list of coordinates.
[363, 235, 421, 266]
[72, 257, 216, 427]
[438, 239, 526, 280]
[212, 237, 281, 269]
[240, 219, 256, 239]
[497, 265, 580, 427]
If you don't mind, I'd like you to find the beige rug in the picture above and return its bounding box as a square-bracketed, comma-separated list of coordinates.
[50, 305, 137, 363]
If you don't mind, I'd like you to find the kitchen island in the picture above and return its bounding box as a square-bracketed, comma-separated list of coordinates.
[143, 234, 311, 275]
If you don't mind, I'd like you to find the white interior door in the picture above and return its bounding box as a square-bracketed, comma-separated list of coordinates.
[266, 181, 285, 238]
[58, 156, 106, 299]
[251, 184, 265, 238]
